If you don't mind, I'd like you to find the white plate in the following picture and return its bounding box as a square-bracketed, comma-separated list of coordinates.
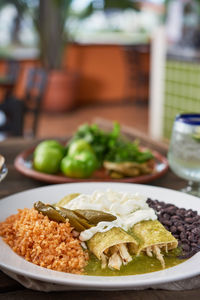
[0, 182, 200, 290]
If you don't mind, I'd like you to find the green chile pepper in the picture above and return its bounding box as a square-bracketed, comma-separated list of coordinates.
[34, 201, 92, 232]
[34, 201, 66, 223]
[58, 207, 92, 232]
[34, 201, 116, 232]
[74, 209, 116, 225]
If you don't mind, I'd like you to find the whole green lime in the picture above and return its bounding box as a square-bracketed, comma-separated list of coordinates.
[68, 139, 93, 157]
[33, 147, 64, 174]
[61, 151, 97, 178]
[34, 140, 65, 157]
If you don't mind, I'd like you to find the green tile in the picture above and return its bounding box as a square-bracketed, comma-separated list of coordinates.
[164, 59, 200, 140]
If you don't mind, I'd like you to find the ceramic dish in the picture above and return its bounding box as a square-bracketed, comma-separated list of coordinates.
[14, 148, 168, 184]
[0, 182, 200, 290]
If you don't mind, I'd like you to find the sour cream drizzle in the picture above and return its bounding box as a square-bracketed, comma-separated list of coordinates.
[62, 189, 157, 241]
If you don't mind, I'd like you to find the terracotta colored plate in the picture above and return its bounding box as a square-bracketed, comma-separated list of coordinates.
[14, 146, 169, 184]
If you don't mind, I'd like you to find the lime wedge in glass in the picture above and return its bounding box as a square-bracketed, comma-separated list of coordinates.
[192, 127, 200, 142]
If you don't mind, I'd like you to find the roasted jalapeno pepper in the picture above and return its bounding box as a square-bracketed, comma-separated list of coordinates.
[34, 201, 116, 232]
[34, 201, 66, 223]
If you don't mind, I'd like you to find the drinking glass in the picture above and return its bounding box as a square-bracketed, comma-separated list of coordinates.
[168, 113, 200, 197]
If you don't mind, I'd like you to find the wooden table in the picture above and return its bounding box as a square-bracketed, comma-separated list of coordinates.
[0, 124, 200, 299]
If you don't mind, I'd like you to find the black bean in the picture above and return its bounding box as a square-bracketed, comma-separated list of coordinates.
[176, 209, 186, 217]
[174, 221, 183, 227]
[162, 219, 172, 226]
[164, 203, 172, 207]
[177, 225, 185, 232]
[147, 198, 200, 259]
[188, 233, 195, 241]
[164, 206, 176, 215]
[180, 232, 186, 240]
[171, 215, 181, 220]
[191, 243, 198, 248]
[170, 226, 177, 233]
[181, 239, 189, 244]
[179, 249, 197, 259]
[193, 221, 200, 227]
[185, 224, 194, 230]
[191, 227, 200, 235]
[163, 213, 170, 220]
[185, 211, 194, 218]
[182, 244, 190, 251]
[189, 224, 195, 230]
[193, 216, 200, 222]
[185, 218, 194, 223]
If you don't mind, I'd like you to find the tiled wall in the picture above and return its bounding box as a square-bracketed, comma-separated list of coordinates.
[163, 60, 200, 139]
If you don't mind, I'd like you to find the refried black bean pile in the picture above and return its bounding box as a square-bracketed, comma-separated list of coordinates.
[147, 198, 200, 259]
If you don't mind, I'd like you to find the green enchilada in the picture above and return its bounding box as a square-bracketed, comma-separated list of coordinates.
[87, 227, 138, 270]
[131, 220, 178, 268]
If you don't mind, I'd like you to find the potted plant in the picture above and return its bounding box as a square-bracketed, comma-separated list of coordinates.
[36, 0, 78, 112]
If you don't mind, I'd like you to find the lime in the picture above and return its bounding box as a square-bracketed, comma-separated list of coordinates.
[68, 139, 93, 157]
[33, 147, 63, 174]
[61, 151, 97, 178]
[34, 140, 65, 157]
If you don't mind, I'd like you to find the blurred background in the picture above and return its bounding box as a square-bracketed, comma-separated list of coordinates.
[0, 0, 200, 141]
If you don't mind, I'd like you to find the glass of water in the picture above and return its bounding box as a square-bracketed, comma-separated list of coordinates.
[168, 113, 200, 197]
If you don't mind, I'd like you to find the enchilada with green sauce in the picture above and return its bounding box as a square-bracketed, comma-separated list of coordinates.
[130, 220, 178, 268]
[52, 190, 185, 275]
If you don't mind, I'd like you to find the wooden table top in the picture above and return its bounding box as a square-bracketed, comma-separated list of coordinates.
[0, 122, 199, 299]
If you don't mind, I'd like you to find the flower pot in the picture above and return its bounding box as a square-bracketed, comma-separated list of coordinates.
[42, 70, 78, 112]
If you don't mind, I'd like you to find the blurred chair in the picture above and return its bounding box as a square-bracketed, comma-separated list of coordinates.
[0, 68, 47, 139]
[0, 97, 24, 140]
[23, 68, 47, 137]
[0, 60, 20, 99]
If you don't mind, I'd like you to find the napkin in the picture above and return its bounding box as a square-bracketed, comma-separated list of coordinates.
[1, 268, 200, 292]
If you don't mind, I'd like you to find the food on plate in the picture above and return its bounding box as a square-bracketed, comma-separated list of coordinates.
[34, 140, 65, 157]
[131, 220, 178, 268]
[60, 150, 98, 179]
[67, 139, 94, 156]
[33, 140, 65, 174]
[147, 198, 200, 259]
[87, 227, 138, 270]
[1, 189, 198, 276]
[34, 201, 116, 232]
[32, 123, 155, 179]
[57, 190, 179, 270]
[0, 207, 88, 274]
[103, 160, 154, 178]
